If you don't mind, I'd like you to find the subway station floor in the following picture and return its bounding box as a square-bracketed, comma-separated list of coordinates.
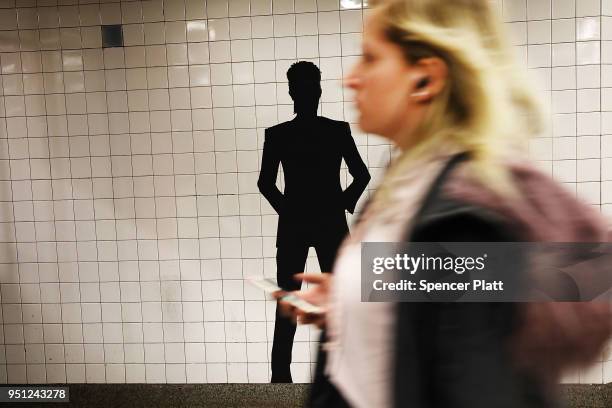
[6, 383, 611, 408]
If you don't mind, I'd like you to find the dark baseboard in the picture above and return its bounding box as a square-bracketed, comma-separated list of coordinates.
[8, 383, 611, 408]
[562, 384, 612, 408]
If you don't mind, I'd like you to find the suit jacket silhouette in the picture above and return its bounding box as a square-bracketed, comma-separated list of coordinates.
[258, 116, 371, 247]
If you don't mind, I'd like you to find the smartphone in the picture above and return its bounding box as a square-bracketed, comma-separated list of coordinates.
[246, 277, 323, 315]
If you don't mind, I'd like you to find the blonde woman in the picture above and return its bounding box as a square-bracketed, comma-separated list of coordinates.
[277, 1, 612, 407]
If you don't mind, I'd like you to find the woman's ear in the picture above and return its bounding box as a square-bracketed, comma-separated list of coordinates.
[410, 57, 448, 103]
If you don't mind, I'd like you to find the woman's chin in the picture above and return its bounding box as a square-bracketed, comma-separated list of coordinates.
[357, 116, 372, 133]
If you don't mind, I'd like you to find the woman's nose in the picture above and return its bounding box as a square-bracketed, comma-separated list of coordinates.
[343, 72, 362, 89]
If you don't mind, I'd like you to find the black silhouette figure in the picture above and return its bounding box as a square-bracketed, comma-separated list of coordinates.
[258, 62, 371, 383]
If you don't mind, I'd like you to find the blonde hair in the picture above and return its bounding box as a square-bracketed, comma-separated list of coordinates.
[368, 0, 546, 204]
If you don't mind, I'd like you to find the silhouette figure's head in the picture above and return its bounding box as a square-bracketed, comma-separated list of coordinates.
[287, 61, 322, 117]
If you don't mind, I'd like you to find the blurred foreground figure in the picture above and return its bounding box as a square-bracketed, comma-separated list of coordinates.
[275, 1, 612, 407]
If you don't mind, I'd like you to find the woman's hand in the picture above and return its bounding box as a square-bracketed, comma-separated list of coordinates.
[273, 273, 332, 329]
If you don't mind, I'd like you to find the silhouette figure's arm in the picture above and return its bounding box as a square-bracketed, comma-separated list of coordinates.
[341, 122, 371, 214]
[257, 129, 285, 215]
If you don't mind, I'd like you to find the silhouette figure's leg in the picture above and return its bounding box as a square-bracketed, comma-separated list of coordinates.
[313, 238, 342, 272]
[271, 242, 309, 383]
[308, 237, 348, 406]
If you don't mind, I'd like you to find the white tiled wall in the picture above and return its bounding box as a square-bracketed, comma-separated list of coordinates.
[0, 0, 609, 384]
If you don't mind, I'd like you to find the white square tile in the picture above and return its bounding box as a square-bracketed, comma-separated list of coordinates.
[553, 137, 577, 160]
[250, 16, 272, 39]
[318, 11, 340, 34]
[168, 66, 189, 91]
[253, 38, 275, 60]
[125, 50, 146, 71]
[273, 0, 294, 13]
[233, 63, 255, 84]
[39, 28, 61, 51]
[577, 88, 600, 112]
[190, 87, 212, 109]
[145, 45, 168, 67]
[210, 63, 232, 86]
[17, 8, 37, 30]
[552, 0, 575, 19]
[577, 135, 600, 159]
[604, 158, 612, 180]
[604, 360, 612, 383]
[230, 17, 252, 39]
[272, 14, 294, 39]
[213, 107, 236, 130]
[577, 182, 600, 205]
[187, 20, 209, 42]
[551, 66, 575, 90]
[100, 2, 121, 25]
[552, 18, 575, 43]
[169, 87, 191, 109]
[577, 41, 600, 65]
[188, 42, 210, 65]
[577, 158, 601, 181]
[296, 13, 318, 36]
[186, 0, 207, 19]
[143, 22, 165, 45]
[208, 18, 230, 41]
[1, 52, 21, 74]
[603, 16, 612, 40]
[38, 7, 59, 29]
[552, 42, 576, 66]
[528, 20, 551, 44]
[167, 44, 188, 66]
[341, 32, 362, 56]
[212, 85, 235, 107]
[293, 0, 315, 12]
[577, 64, 600, 88]
[21, 52, 42, 73]
[231, 40, 253, 62]
[528, 0, 552, 19]
[576, 0, 600, 17]
[208, 0, 229, 18]
[577, 112, 600, 136]
[234, 82, 255, 106]
[316, 0, 337, 11]
[297, 35, 319, 58]
[319, 34, 341, 57]
[164, 0, 185, 21]
[228, 0, 250, 17]
[145, 67, 168, 89]
[127, 89, 149, 111]
[341, 9, 362, 32]
[253, 61, 274, 83]
[603, 41, 612, 64]
[166, 21, 187, 44]
[503, 0, 527, 21]
[149, 89, 170, 110]
[121, 2, 143, 24]
[603, 181, 612, 203]
[528, 44, 552, 68]
[252, 0, 272, 15]
[577, 17, 600, 41]
[209, 41, 231, 63]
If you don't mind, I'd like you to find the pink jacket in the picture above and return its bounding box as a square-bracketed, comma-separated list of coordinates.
[444, 156, 612, 382]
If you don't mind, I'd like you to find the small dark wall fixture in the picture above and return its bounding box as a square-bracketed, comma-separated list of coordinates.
[102, 25, 123, 48]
